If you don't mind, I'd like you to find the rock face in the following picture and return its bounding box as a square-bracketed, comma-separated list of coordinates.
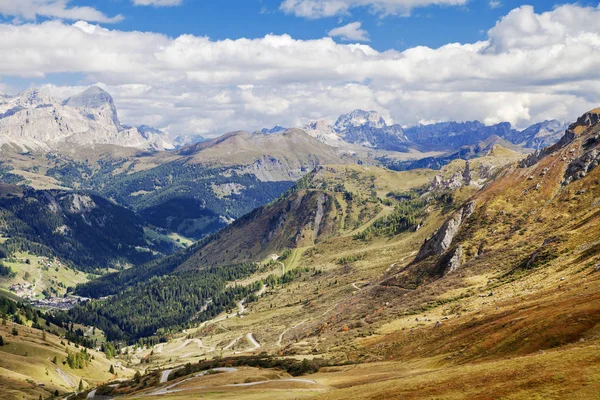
[0, 86, 174, 152]
[302, 109, 409, 151]
[415, 201, 476, 262]
[521, 109, 600, 171]
[334, 110, 409, 150]
[442, 245, 463, 275]
[515, 120, 570, 150]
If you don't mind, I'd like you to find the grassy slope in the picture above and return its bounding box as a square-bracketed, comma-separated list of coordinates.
[0, 252, 90, 299]
[0, 323, 133, 400]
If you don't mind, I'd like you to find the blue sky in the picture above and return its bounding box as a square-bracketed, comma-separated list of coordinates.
[0, 1, 599, 137]
[10, 0, 567, 50]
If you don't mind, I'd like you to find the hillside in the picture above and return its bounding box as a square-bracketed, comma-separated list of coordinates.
[64, 110, 600, 400]
[0, 184, 183, 273]
[178, 165, 436, 268]
[0, 296, 134, 400]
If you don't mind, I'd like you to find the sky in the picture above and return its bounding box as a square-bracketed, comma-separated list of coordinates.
[1, 0, 600, 138]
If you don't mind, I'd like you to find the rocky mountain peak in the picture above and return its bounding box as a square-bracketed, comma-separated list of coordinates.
[12, 88, 55, 108]
[0, 86, 175, 152]
[260, 125, 287, 134]
[334, 109, 387, 132]
[62, 86, 114, 110]
[62, 86, 120, 128]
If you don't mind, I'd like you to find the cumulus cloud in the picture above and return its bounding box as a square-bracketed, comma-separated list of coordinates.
[279, 0, 468, 18]
[132, 0, 183, 6]
[0, 0, 123, 23]
[0, 4, 599, 137]
[327, 21, 370, 41]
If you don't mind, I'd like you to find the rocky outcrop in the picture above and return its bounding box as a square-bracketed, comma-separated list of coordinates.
[520, 110, 600, 169]
[415, 200, 476, 262]
[564, 149, 600, 184]
[442, 245, 463, 275]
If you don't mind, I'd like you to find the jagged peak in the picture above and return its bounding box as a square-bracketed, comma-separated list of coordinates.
[334, 109, 388, 131]
[13, 87, 55, 107]
[567, 108, 600, 136]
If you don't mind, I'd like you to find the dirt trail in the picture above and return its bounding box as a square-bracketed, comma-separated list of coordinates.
[224, 378, 317, 387]
[386, 251, 417, 272]
[223, 336, 243, 351]
[160, 369, 174, 384]
[56, 367, 77, 388]
[149, 368, 238, 396]
[256, 284, 267, 296]
[246, 333, 260, 350]
[277, 319, 307, 347]
[171, 338, 215, 353]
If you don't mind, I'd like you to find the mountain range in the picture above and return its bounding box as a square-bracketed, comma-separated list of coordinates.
[1, 86, 569, 157]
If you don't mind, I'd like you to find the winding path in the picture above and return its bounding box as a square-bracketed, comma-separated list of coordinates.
[148, 368, 238, 396]
[223, 336, 243, 351]
[171, 338, 215, 354]
[246, 333, 260, 351]
[277, 319, 307, 347]
[160, 369, 174, 384]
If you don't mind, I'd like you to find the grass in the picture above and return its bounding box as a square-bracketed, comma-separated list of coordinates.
[0, 322, 134, 400]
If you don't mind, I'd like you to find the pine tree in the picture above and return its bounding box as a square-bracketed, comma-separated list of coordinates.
[78, 379, 84, 391]
[109, 364, 115, 374]
[11, 327, 17, 336]
[0, 335, 3, 346]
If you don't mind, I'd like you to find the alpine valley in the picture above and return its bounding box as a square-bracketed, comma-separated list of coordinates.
[1, 87, 599, 400]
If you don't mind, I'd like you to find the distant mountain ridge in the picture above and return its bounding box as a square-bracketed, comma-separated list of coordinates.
[265, 111, 569, 153]
[301, 109, 409, 151]
[0, 87, 174, 152]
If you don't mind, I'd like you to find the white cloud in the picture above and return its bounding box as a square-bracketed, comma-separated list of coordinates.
[0, 0, 123, 23]
[489, 0, 501, 9]
[1, 4, 600, 137]
[279, 0, 468, 19]
[328, 21, 370, 41]
[132, 0, 183, 6]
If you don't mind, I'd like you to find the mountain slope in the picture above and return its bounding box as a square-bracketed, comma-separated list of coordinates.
[0, 184, 179, 272]
[177, 164, 437, 269]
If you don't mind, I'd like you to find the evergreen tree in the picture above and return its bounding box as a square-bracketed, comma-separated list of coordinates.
[78, 379, 84, 391]
[0, 335, 4, 346]
[109, 364, 115, 374]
